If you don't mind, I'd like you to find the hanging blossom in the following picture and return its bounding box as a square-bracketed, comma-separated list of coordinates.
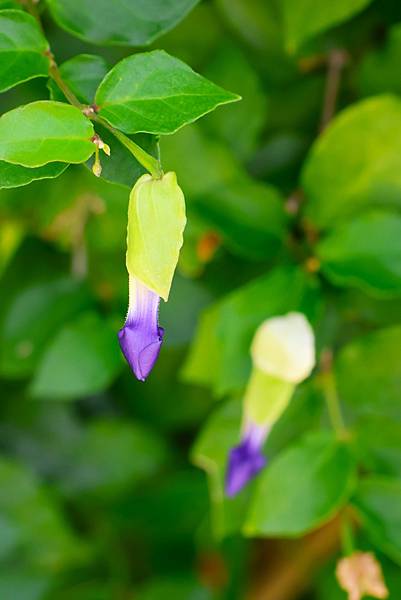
[118, 172, 186, 381]
[336, 552, 388, 600]
[225, 312, 315, 497]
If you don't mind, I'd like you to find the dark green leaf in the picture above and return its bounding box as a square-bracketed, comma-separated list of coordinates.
[95, 50, 240, 135]
[0, 277, 92, 378]
[0, 10, 49, 93]
[87, 123, 158, 189]
[335, 325, 401, 419]
[245, 432, 356, 536]
[59, 420, 167, 500]
[0, 161, 67, 189]
[353, 477, 401, 563]
[47, 0, 200, 46]
[48, 54, 108, 104]
[281, 0, 373, 52]
[0, 101, 95, 167]
[358, 24, 401, 97]
[302, 96, 401, 228]
[30, 312, 122, 400]
[317, 211, 401, 296]
[191, 177, 286, 260]
[356, 416, 401, 477]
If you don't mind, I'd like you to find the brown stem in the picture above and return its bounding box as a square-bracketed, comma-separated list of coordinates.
[320, 49, 349, 131]
[247, 515, 343, 600]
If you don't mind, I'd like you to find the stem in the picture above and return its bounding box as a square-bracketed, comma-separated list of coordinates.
[94, 116, 163, 179]
[48, 61, 83, 109]
[319, 350, 347, 438]
[22, 2, 162, 179]
[320, 49, 348, 131]
[340, 513, 355, 557]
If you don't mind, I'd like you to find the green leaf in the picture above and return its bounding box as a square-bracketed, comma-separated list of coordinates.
[358, 23, 401, 97]
[356, 416, 401, 477]
[127, 172, 186, 300]
[191, 176, 286, 260]
[0, 101, 95, 167]
[302, 96, 401, 228]
[317, 211, 401, 296]
[245, 432, 356, 536]
[30, 312, 122, 400]
[48, 54, 108, 104]
[0, 10, 49, 93]
[0, 571, 50, 600]
[335, 325, 401, 419]
[0, 161, 67, 189]
[183, 266, 320, 395]
[0, 277, 92, 378]
[281, 0, 373, 52]
[59, 420, 167, 500]
[87, 123, 158, 189]
[0, 457, 87, 569]
[137, 578, 212, 600]
[353, 477, 401, 564]
[95, 50, 240, 135]
[47, 0, 200, 46]
[191, 397, 251, 538]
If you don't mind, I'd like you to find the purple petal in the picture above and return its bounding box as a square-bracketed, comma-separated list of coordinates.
[225, 422, 269, 497]
[118, 277, 164, 381]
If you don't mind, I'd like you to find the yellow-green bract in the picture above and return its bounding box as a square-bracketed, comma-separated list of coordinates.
[126, 172, 186, 301]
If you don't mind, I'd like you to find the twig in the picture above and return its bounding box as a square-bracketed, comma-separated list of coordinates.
[320, 49, 349, 131]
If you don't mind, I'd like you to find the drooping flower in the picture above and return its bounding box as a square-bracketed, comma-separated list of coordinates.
[118, 276, 164, 382]
[225, 312, 315, 496]
[225, 421, 268, 497]
[118, 172, 186, 380]
[336, 552, 389, 600]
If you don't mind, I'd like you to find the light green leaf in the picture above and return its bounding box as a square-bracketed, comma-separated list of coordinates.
[183, 266, 320, 395]
[353, 477, 401, 564]
[245, 432, 356, 536]
[48, 54, 108, 104]
[0, 101, 95, 167]
[0, 10, 49, 93]
[30, 312, 122, 400]
[191, 397, 251, 538]
[302, 96, 401, 228]
[0, 161, 67, 189]
[335, 325, 401, 419]
[317, 211, 401, 296]
[127, 172, 186, 300]
[95, 50, 240, 135]
[47, 0, 200, 46]
[282, 0, 373, 52]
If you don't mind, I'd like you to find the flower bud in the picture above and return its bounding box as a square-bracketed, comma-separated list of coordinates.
[336, 552, 388, 600]
[251, 312, 315, 383]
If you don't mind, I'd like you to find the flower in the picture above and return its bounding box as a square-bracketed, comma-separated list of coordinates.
[225, 312, 315, 497]
[251, 312, 315, 383]
[336, 552, 389, 600]
[118, 276, 164, 381]
[225, 421, 268, 497]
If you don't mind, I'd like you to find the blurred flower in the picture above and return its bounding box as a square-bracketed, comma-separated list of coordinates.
[251, 312, 315, 383]
[225, 421, 268, 497]
[225, 312, 315, 496]
[118, 276, 164, 381]
[336, 552, 389, 600]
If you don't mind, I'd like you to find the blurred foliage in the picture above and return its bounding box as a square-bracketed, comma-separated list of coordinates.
[1, 0, 401, 599]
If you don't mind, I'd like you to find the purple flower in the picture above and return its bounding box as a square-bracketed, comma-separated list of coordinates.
[225, 421, 269, 497]
[118, 276, 164, 381]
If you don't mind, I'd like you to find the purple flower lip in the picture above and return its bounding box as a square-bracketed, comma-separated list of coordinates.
[225, 422, 269, 497]
[118, 276, 164, 381]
